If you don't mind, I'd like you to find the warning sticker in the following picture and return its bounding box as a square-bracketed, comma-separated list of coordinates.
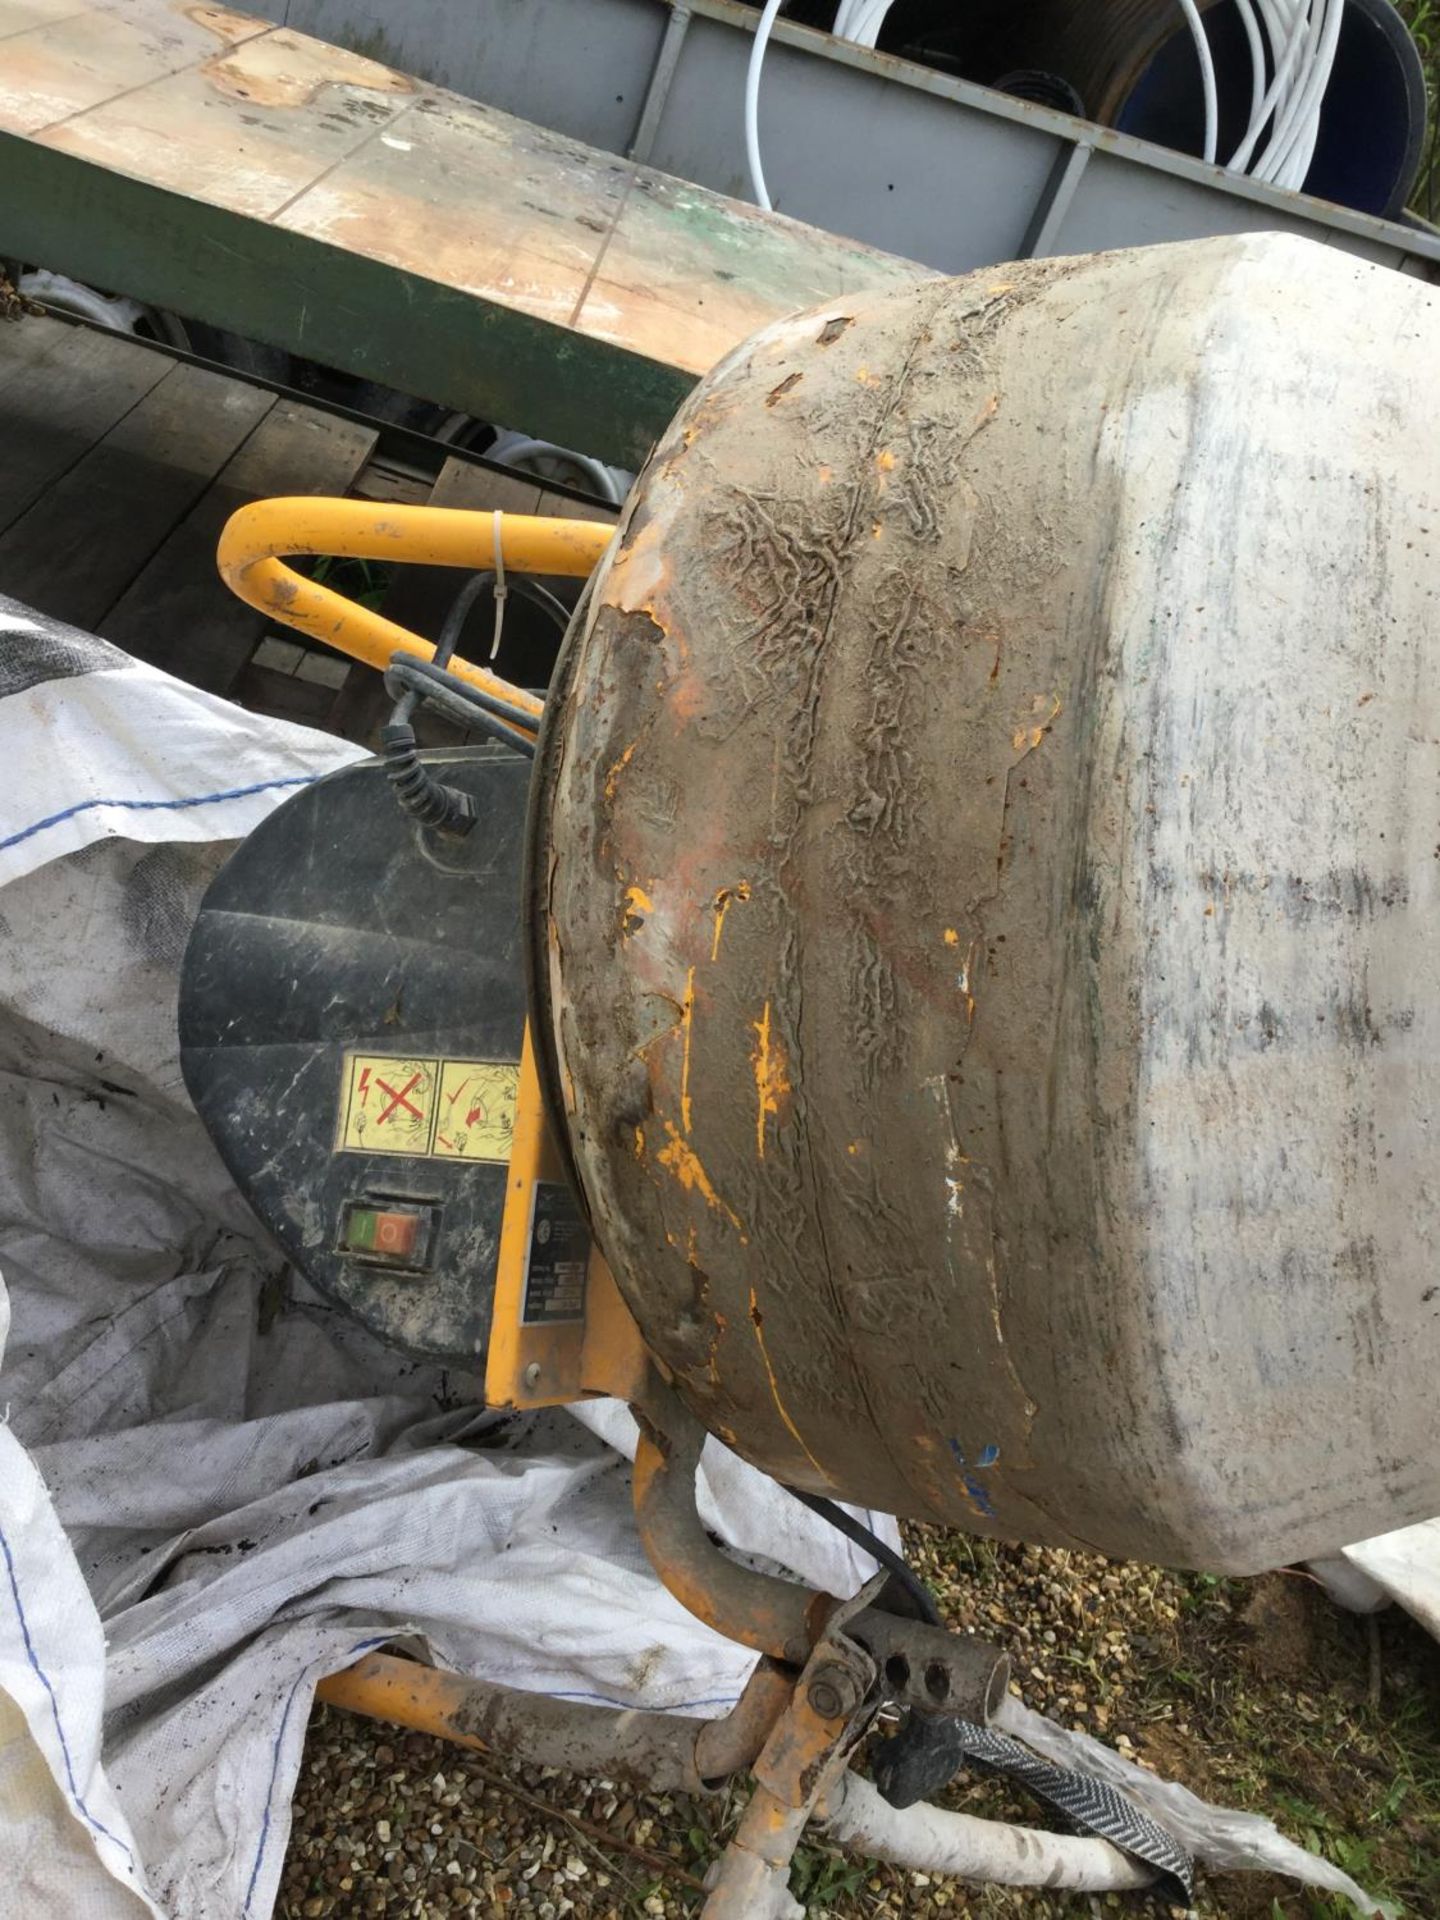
[339, 1055, 438, 1157]
[433, 1060, 519, 1163]
[338, 1054, 521, 1161]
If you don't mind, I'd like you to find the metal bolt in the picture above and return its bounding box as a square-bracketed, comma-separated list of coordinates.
[523, 1362, 543, 1389]
[807, 1661, 863, 1721]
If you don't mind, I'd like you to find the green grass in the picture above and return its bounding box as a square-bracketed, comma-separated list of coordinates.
[1396, 0, 1440, 220]
[1124, 1572, 1440, 1919]
[306, 551, 392, 613]
[791, 1845, 871, 1913]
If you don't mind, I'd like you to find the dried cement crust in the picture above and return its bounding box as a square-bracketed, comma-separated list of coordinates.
[532, 235, 1440, 1572]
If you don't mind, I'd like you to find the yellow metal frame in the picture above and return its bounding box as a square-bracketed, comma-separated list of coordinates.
[216, 495, 613, 729]
[484, 1026, 651, 1410]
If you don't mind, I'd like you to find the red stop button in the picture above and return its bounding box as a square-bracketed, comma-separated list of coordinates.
[373, 1210, 420, 1257]
[343, 1204, 429, 1264]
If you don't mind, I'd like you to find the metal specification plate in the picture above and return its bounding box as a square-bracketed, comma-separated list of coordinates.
[521, 1182, 591, 1325]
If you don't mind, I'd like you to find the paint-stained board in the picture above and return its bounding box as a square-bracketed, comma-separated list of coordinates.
[0, 0, 924, 465]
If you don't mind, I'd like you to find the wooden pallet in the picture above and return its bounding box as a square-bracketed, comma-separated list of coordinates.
[0, 313, 618, 738]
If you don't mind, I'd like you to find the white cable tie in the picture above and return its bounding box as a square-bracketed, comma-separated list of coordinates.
[490, 508, 507, 661]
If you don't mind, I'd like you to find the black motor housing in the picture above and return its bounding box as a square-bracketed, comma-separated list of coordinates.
[179, 748, 531, 1363]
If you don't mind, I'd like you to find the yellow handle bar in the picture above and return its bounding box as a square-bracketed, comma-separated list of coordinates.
[216, 496, 614, 728]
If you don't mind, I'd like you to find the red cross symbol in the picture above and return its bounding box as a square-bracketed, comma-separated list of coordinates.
[375, 1072, 423, 1126]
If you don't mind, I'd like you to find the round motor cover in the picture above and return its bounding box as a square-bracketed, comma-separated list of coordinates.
[529, 233, 1440, 1573]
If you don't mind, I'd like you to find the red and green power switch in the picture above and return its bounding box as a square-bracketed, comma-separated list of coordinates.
[340, 1200, 434, 1268]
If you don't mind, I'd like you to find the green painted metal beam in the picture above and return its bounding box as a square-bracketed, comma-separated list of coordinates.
[0, 128, 696, 469]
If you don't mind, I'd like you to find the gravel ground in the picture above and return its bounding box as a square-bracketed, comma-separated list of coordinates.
[281, 1528, 1440, 1920]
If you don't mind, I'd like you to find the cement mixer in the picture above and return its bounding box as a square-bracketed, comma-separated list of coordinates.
[184, 231, 1439, 1911]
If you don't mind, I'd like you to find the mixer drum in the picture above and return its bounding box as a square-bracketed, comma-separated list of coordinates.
[530, 233, 1440, 1573]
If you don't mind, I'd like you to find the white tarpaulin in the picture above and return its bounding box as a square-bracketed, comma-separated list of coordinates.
[0, 606, 365, 890]
[0, 599, 893, 1919]
[0, 596, 1427, 1920]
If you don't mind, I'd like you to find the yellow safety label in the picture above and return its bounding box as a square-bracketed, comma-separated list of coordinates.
[433, 1059, 518, 1163]
[337, 1054, 519, 1162]
[338, 1055, 438, 1156]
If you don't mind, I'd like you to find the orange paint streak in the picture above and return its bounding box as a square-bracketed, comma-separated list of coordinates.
[748, 1288, 827, 1479]
[604, 741, 636, 801]
[680, 966, 696, 1136]
[1011, 693, 1063, 755]
[656, 1122, 741, 1231]
[622, 883, 653, 940]
[705, 1299, 727, 1382]
[751, 1002, 791, 1159]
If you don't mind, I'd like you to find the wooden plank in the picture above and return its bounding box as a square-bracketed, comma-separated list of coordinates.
[38, 26, 418, 217]
[348, 457, 433, 506]
[101, 397, 378, 692]
[272, 86, 612, 322]
[0, 120, 693, 469]
[0, 315, 173, 533]
[0, 0, 92, 38]
[231, 655, 340, 726]
[0, 359, 273, 629]
[0, 0, 921, 466]
[576, 162, 919, 372]
[0, 2, 264, 136]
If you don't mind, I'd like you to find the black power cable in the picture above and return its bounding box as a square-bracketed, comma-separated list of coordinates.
[437, 568, 572, 659]
[781, 1484, 941, 1626]
[380, 703, 481, 834]
[379, 568, 564, 832]
[385, 657, 538, 741]
[435, 568, 495, 663]
[380, 661, 538, 835]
